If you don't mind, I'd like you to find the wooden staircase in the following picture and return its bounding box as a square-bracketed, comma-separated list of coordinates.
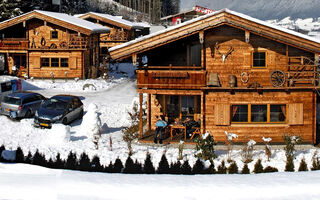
[287, 56, 319, 86]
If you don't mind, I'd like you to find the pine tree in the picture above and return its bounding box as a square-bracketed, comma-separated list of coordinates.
[25, 151, 33, 164]
[55, 153, 64, 169]
[133, 160, 142, 174]
[170, 161, 181, 174]
[195, 133, 216, 165]
[32, 150, 47, 167]
[113, 158, 124, 173]
[285, 156, 295, 172]
[47, 158, 55, 168]
[192, 159, 205, 174]
[91, 155, 102, 172]
[253, 159, 264, 174]
[0, 145, 5, 162]
[65, 151, 78, 170]
[15, 147, 24, 163]
[143, 153, 155, 174]
[298, 158, 308, 172]
[104, 161, 114, 173]
[205, 162, 216, 174]
[78, 152, 91, 171]
[227, 161, 238, 174]
[0, 0, 23, 21]
[263, 166, 278, 173]
[123, 156, 135, 173]
[181, 160, 192, 175]
[217, 160, 227, 174]
[157, 153, 170, 174]
[241, 163, 250, 174]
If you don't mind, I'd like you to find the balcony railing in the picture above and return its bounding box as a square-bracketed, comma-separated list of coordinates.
[29, 35, 88, 50]
[0, 38, 28, 50]
[100, 30, 129, 42]
[137, 68, 206, 89]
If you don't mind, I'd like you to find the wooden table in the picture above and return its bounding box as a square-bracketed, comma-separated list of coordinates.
[170, 124, 186, 141]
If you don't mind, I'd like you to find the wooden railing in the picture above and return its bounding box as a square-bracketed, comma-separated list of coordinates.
[100, 30, 129, 42]
[28, 35, 88, 50]
[287, 64, 319, 86]
[137, 69, 206, 89]
[0, 38, 28, 50]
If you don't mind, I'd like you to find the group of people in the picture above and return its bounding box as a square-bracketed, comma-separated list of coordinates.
[154, 115, 200, 144]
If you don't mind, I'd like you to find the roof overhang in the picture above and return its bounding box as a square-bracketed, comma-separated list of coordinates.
[109, 9, 320, 61]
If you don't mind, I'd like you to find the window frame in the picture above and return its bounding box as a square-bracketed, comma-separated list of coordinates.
[231, 104, 287, 124]
[50, 30, 58, 40]
[252, 50, 267, 69]
[40, 57, 69, 68]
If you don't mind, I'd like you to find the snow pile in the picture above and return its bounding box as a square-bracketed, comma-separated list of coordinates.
[225, 131, 238, 141]
[80, 103, 101, 146]
[47, 124, 70, 145]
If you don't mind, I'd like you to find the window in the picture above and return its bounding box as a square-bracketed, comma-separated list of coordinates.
[40, 58, 69, 68]
[231, 104, 286, 123]
[252, 52, 266, 68]
[51, 31, 58, 39]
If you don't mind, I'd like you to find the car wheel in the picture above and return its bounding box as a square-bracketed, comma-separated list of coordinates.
[62, 117, 68, 125]
[78, 110, 83, 120]
[25, 110, 32, 118]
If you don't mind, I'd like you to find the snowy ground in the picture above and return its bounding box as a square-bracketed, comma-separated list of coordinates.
[1, 63, 320, 199]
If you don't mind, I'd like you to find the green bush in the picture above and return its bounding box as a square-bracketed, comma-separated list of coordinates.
[227, 161, 238, 174]
[253, 159, 264, 174]
[157, 153, 170, 174]
[263, 166, 278, 173]
[285, 156, 295, 172]
[241, 163, 250, 174]
[217, 160, 227, 174]
[195, 133, 216, 165]
[298, 158, 308, 172]
[192, 158, 205, 174]
[143, 153, 155, 174]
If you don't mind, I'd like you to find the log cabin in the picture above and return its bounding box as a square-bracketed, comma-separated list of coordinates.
[0, 10, 110, 79]
[76, 12, 150, 55]
[109, 9, 320, 144]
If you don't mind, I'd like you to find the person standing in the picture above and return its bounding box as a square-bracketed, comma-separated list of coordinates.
[154, 115, 167, 144]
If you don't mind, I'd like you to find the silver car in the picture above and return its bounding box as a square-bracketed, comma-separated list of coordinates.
[1, 92, 45, 118]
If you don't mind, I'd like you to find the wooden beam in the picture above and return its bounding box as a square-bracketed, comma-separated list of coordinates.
[315, 53, 319, 64]
[245, 30, 250, 43]
[23, 21, 26, 28]
[132, 53, 137, 66]
[44, 20, 47, 26]
[139, 93, 143, 138]
[199, 30, 204, 44]
[147, 94, 151, 131]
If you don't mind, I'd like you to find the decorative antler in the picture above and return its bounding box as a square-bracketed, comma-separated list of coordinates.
[214, 42, 234, 62]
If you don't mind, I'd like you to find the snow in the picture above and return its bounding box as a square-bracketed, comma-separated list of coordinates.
[47, 124, 71, 145]
[262, 137, 272, 143]
[0, 10, 110, 33]
[109, 8, 320, 53]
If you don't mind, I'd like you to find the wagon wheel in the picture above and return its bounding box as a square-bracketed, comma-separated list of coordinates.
[60, 42, 67, 48]
[270, 70, 285, 87]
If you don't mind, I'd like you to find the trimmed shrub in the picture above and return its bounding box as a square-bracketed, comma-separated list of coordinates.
[157, 154, 170, 174]
[104, 162, 114, 173]
[298, 158, 308, 172]
[227, 161, 238, 174]
[55, 153, 65, 169]
[32, 150, 47, 167]
[311, 156, 320, 171]
[123, 156, 135, 173]
[65, 152, 78, 170]
[253, 159, 264, 174]
[181, 160, 192, 175]
[47, 158, 55, 168]
[143, 153, 155, 174]
[192, 159, 205, 174]
[263, 166, 278, 173]
[217, 160, 227, 174]
[170, 161, 182, 174]
[25, 151, 33, 164]
[78, 152, 91, 171]
[195, 132, 216, 164]
[285, 156, 295, 172]
[113, 158, 124, 173]
[15, 147, 24, 163]
[133, 160, 142, 174]
[91, 155, 102, 172]
[205, 163, 216, 174]
[241, 163, 250, 174]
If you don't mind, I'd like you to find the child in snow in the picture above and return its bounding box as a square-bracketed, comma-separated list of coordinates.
[154, 115, 167, 144]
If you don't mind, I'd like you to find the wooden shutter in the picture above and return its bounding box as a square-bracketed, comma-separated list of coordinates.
[214, 104, 230, 125]
[33, 57, 40, 69]
[288, 103, 303, 125]
[69, 57, 77, 69]
[243, 52, 251, 67]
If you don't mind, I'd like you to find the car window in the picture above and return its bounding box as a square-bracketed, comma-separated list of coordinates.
[1, 82, 12, 93]
[3, 96, 21, 105]
[43, 98, 68, 110]
[73, 98, 80, 108]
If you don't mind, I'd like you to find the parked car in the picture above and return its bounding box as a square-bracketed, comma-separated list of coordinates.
[0, 92, 45, 118]
[0, 80, 12, 102]
[34, 95, 83, 128]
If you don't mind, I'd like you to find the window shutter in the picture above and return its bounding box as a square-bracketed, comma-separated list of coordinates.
[33, 58, 40, 69]
[288, 103, 303, 125]
[214, 104, 230, 125]
[69, 57, 77, 69]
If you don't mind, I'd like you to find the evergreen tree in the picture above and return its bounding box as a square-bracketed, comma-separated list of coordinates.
[0, 145, 5, 162]
[32, 150, 47, 167]
[157, 153, 170, 174]
[15, 147, 24, 163]
[0, 0, 22, 21]
[65, 151, 78, 170]
[25, 151, 33, 164]
[91, 155, 102, 172]
[192, 159, 205, 174]
[104, 161, 114, 173]
[311, 156, 320, 171]
[227, 161, 238, 174]
[263, 166, 278, 173]
[78, 152, 91, 171]
[47, 158, 55, 168]
[55, 153, 65, 169]
[113, 158, 124, 173]
[285, 156, 295, 172]
[195, 133, 216, 165]
[143, 153, 155, 174]
[181, 160, 192, 175]
[253, 159, 264, 174]
[133, 160, 142, 174]
[170, 161, 181, 174]
[205, 162, 216, 174]
[241, 163, 250, 174]
[217, 160, 227, 174]
[123, 156, 135, 173]
[298, 158, 308, 172]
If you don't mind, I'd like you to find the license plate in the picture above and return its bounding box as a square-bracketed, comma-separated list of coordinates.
[40, 123, 49, 127]
[5, 108, 10, 112]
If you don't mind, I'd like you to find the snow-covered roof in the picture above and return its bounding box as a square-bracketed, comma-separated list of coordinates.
[0, 10, 110, 34]
[109, 8, 320, 53]
[76, 12, 150, 29]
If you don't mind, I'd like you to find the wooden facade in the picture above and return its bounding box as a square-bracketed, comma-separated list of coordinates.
[109, 9, 320, 144]
[0, 10, 109, 78]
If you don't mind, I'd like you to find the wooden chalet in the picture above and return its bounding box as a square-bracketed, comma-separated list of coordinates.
[77, 12, 150, 55]
[0, 10, 109, 79]
[109, 9, 320, 144]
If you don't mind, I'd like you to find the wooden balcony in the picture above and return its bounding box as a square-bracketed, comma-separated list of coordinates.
[137, 68, 206, 89]
[100, 30, 129, 42]
[0, 38, 28, 50]
[29, 35, 88, 50]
